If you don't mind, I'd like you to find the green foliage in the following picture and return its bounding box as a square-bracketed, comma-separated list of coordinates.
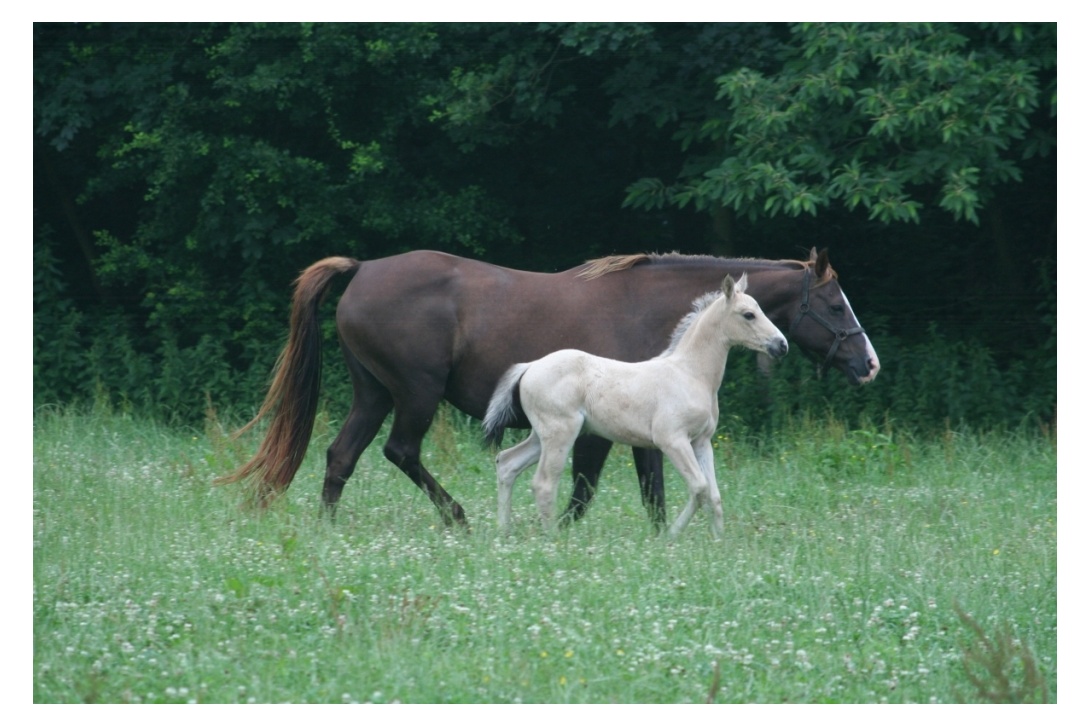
[625, 22, 1056, 225]
[34, 228, 88, 401]
[34, 22, 1055, 429]
[718, 325, 1053, 437]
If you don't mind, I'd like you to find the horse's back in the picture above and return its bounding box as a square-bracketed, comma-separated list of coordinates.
[332, 252, 554, 413]
[330, 250, 733, 420]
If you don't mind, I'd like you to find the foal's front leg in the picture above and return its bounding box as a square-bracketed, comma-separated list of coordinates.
[660, 439, 714, 539]
[692, 438, 723, 536]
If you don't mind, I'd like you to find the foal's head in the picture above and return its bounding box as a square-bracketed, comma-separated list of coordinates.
[720, 274, 789, 359]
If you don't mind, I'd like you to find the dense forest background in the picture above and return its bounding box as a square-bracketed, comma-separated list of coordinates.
[33, 22, 1056, 432]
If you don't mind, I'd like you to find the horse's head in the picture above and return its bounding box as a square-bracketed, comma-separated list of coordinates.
[788, 248, 880, 385]
[722, 273, 789, 360]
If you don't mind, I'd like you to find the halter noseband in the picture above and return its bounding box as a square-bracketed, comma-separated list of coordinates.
[787, 265, 866, 376]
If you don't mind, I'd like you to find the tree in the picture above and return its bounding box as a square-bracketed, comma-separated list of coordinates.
[35, 23, 526, 360]
[624, 22, 1056, 226]
[38, 22, 766, 412]
[33, 22, 1056, 424]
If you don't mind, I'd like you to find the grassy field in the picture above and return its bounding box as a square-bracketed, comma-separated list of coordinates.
[33, 406, 1056, 704]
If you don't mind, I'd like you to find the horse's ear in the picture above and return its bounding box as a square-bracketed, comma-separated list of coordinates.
[814, 248, 831, 278]
[735, 272, 748, 295]
[721, 274, 736, 300]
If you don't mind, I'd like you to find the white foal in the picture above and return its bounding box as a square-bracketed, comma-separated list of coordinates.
[484, 274, 788, 538]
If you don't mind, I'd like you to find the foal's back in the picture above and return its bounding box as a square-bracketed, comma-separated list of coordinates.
[517, 348, 713, 451]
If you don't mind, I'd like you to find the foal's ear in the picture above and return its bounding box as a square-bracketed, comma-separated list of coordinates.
[721, 273, 746, 299]
[721, 274, 735, 299]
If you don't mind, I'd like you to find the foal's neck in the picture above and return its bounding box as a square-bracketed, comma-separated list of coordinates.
[669, 299, 733, 387]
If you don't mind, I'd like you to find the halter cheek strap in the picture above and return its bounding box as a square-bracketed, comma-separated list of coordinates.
[787, 266, 866, 376]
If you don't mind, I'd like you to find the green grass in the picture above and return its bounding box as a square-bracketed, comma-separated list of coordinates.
[33, 406, 1056, 703]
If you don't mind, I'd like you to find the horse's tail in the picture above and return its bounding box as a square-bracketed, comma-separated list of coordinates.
[216, 256, 361, 506]
[482, 362, 530, 447]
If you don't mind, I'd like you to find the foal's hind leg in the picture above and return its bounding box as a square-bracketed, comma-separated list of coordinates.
[322, 353, 394, 519]
[495, 431, 542, 531]
[531, 420, 583, 531]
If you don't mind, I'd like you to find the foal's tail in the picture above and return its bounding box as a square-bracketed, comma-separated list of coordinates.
[216, 256, 361, 506]
[482, 362, 530, 447]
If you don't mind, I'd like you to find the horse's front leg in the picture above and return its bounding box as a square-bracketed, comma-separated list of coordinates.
[632, 447, 666, 531]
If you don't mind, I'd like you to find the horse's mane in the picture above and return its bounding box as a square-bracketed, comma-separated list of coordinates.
[655, 290, 723, 359]
[577, 253, 654, 279]
[577, 251, 836, 286]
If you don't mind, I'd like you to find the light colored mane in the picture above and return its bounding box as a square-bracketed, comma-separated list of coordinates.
[576, 254, 651, 280]
[655, 290, 722, 358]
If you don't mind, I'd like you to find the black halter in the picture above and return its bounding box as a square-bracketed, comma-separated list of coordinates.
[787, 266, 866, 376]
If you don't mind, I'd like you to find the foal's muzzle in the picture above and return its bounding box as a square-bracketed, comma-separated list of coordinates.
[767, 338, 789, 359]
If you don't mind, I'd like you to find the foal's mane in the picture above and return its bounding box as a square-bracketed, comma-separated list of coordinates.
[655, 290, 723, 359]
[577, 251, 837, 287]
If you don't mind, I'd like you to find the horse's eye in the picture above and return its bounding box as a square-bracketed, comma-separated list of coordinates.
[743, 311, 756, 321]
[830, 304, 845, 315]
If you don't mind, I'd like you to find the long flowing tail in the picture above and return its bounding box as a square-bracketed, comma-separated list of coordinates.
[482, 362, 530, 447]
[216, 257, 361, 506]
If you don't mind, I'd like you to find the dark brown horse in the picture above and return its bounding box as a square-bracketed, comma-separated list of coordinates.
[220, 249, 879, 526]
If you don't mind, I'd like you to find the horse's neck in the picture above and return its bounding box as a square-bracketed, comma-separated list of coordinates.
[668, 301, 732, 388]
[737, 265, 809, 329]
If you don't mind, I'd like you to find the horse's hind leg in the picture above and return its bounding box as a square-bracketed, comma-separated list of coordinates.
[383, 383, 467, 527]
[560, 435, 613, 526]
[632, 447, 667, 531]
[496, 431, 542, 531]
[322, 354, 393, 519]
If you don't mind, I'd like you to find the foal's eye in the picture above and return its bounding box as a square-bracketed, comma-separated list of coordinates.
[830, 304, 845, 316]
[743, 311, 756, 321]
